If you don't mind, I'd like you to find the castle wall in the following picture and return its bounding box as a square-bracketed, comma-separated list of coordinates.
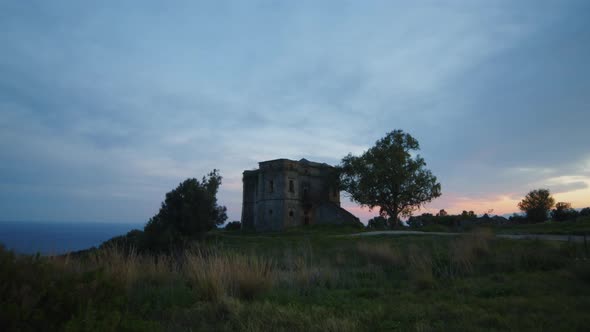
[314, 202, 362, 226]
[241, 170, 258, 229]
[255, 163, 288, 231]
[241, 158, 355, 231]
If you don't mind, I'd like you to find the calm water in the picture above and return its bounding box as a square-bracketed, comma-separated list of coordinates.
[0, 221, 144, 255]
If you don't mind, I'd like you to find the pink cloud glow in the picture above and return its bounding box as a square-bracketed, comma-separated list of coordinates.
[341, 188, 590, 223]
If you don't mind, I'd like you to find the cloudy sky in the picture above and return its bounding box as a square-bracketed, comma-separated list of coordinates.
[1, 1, 589, 223]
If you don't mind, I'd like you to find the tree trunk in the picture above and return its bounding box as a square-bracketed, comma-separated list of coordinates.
[389, 208, 399, 229]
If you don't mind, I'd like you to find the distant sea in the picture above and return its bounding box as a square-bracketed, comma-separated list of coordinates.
[0, 221, 145, 255]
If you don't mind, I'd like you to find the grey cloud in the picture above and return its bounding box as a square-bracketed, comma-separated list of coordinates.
[550, 182, 589, 194]
[1, 0, 589, 222]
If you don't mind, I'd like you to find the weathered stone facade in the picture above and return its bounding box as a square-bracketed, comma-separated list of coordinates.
[241, 158, 360, 231]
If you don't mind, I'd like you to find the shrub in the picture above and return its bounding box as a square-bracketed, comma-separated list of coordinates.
[367, 216, 388, 230]
[100, 229, 144, 254]
[0, 245, 129, 332]
[509, 213, 527, 223]
[224, 221, 242, 231]
[579, 207, 590, 217]
[551, 202, 579, 221]
[408, 213, 464, 229]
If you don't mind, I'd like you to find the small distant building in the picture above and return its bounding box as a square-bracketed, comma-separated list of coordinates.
[241, 158, 360, 231]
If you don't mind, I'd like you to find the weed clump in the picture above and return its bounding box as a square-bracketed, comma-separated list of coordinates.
[449, 228, 494, 274]
[278, 245, 339, 293]
[357, 242, 404, 267]
[407, 245, 435, 290]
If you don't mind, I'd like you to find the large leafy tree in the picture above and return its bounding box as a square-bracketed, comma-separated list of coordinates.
[144, 170, 227, 250]
[517, 188, 555, 223]
[340, 130, 441, 226]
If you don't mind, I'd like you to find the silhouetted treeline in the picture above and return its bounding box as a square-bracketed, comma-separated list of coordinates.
[407, 211, 508, 229]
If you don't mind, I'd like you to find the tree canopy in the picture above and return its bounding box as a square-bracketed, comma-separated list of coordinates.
[143, 170, 227, 250]
[517, 188, 555, 223]
[339, 129, 441, 226]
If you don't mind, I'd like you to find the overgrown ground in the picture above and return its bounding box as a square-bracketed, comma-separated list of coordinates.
[415, 215, 590, 235]
[2, 225, 590, 331]
[492, 217, 590, 235]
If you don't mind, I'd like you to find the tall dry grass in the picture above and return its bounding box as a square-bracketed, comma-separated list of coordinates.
[52, 236, 506, 301]
[184, 248, 275, 301]
[49, 243, 343, 301]
[90, 245, 179, 287]
[407, 244, 435, 289]
[449, 228, 494, 274]
[277, 244, 339, 292]
[49, 245, 183, 289]
[357, 242, 404, 267]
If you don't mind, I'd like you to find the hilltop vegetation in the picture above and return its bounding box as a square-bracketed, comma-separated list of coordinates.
[340, 130, 441, 226]
[3, 132, 588, 331]
[406, 212, 590, 235]
[102, 170, 228, 253]
[2, 226, 590, 331]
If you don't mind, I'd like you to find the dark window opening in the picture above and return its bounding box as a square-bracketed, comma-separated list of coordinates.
[289, 180, 294, 193]
[289, 210, 294, 217]
[269, 180, 274, 193]
[269, 209, 273, 215]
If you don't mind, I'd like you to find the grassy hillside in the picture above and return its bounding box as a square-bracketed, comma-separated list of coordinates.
[2, 226, 590, 331]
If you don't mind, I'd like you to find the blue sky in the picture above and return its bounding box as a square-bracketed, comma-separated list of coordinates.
[1, 1, 589, 223]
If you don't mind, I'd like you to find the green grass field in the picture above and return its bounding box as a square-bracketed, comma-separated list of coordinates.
[2, 225, 590, 331]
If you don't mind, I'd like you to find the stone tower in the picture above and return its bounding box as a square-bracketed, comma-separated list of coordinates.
[241, 158, 360, 231]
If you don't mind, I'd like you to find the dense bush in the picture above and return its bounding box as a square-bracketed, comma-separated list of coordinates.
[224, 221, 242, 231]
[367, 216, 388, 229]
[100, 229, 144, 252]
[509, 213, 528, 223]
[580, 207, 590, 217]
[143, 170, 227, 251]
[551, 202, 579, 222]
[408, 213, 461, 228]
[0, 245, 134, 332]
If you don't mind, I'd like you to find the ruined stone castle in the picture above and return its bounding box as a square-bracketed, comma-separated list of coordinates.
[241, 158, 360, 231]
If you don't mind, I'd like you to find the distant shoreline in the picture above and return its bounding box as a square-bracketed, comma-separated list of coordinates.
[0, 220, 144, 255]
